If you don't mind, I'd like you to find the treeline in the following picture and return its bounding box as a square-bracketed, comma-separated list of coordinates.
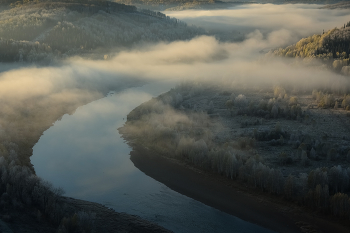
[120, 82, 350, 221]
[227, 87, 350, 130]
[312, 90, 350, 110]
[114, 0, 214, 5]
[0, 39, 55, 63]
[114, 0, 340, 6]
[226, 90, 304, 121]
[2, 0, 135, 12]
[273, 22, 350, 75]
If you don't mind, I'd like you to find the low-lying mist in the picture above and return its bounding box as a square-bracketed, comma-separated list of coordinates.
[0, 3, 350, 145]
[71, 34, 350, 92]
[166, 4, 350, 44]
[1, 34, 350, 119]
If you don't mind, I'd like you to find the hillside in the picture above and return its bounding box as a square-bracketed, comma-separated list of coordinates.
[0, 1, 205, 63]
[272, 23, 350, 75]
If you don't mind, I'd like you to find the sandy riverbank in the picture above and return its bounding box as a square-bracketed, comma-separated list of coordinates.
[128, 144, 350, 233]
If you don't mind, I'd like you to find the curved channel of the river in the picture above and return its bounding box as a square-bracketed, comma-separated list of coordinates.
[31, 81, 275, 233]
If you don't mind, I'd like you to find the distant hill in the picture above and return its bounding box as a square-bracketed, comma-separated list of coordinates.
[322, 1, 350, 9]
[272, 23, 350, 75]
[111, 0, 343, 11]
[112, 0, 255, 11]
[0, 1, 205, 63]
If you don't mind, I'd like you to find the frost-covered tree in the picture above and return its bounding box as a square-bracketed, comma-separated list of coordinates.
[309, 147, 317, 160]
[330, 193, 350, 218]
[267, 168, 284, 194]
[340, 169, 349, 193]
[273, 86, 286, 99]
[234, 94, 248, 109]
[207, 101, 214, 114]
[301, 150, 309, 166]
[327, 148, 337, 161]
[284, 175, 295, 199]
[329, 166, 342, 193]
[342, 95, 350, 109]
[189, 139, 208, 166]
[271, 105, 278, 118]
[174, 93, 183, 106]
[289, 96, 298, 106]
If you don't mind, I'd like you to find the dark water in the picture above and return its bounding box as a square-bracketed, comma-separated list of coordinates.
[31, 81, 275, 233]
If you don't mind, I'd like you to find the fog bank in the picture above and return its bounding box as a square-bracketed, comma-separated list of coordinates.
[166, 4, 350, 44]
[0, 4, 350, 133]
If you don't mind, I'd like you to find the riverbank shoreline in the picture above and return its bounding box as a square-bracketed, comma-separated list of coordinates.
[61, 197, 173, 233]
[0, 196, 172, 233]
[0, 80, 173, 233]
[126, 142, 350, 233]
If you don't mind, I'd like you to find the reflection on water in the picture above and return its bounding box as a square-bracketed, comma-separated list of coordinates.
[31, 81, 275, 233]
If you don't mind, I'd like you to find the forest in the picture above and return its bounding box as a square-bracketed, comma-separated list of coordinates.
[0, 1, 204, 63]
[111, 0, 344, 11]
[120, 79, 350, 222]
[272, 22, 350, 75]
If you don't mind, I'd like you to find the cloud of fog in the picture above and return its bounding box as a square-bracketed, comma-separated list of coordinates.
[1, 35, 349, 120]
[0, 61, 144, 146]
[1, 4, 349, 103]
[165, 4, 350, 45]
[1, 4, 350, 144]
[68, 34, 350, 92]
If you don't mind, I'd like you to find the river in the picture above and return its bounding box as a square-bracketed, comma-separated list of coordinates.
[31, 80, 274, 233]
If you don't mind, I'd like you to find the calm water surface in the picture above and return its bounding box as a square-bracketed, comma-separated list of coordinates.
[31, 81, 275, 233]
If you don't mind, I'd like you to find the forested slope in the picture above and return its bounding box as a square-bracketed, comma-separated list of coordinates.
[322, 1, 350, 9]
[0, 1, 205, 63]
[113, 0, 231, 11]
[272, 22, 350, 75]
